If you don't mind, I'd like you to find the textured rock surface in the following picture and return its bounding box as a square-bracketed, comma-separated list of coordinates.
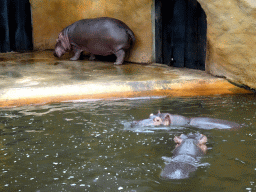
[29, 0, 153, 63]
[198, 0, 256, 90]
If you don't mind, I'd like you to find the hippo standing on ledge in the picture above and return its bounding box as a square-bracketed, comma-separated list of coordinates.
[131, 111, 241, 129]
[54, 17, 135, 64]
[160, 133, 207, 179]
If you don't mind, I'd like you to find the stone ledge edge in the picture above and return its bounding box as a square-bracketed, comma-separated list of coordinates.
[0, 79, 252, 108]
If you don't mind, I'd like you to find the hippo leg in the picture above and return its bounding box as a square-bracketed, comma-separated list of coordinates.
[89, 54, 96, 61]
[70, 49, 83, 61]
[114, 49, 125, 65]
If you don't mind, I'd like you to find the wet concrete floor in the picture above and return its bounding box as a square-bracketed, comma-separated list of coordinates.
[0, 50, 252, 107]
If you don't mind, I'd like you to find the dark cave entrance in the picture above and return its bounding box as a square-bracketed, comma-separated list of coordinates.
[0, 0, 33, 53]
[155, 0, 207, 70]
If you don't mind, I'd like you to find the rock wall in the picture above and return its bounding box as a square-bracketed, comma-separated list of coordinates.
[197, 0, 256, 90]
[29, 0, 153, 63]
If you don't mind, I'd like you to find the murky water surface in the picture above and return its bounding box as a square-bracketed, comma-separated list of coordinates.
[0, 94, 255, 192]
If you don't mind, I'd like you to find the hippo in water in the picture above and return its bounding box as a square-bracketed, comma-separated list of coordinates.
[160, 133, 207, 179]
[53, 17, 135, 64]
[131, 111, 241, 129]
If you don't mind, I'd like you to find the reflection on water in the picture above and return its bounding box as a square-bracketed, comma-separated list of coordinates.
[0, 94, 255, 192]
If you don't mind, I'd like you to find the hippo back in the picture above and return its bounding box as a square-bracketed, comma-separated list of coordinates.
[65, 17, 135, 52]
[189, 117, 241, 129]
[169, 115, 190, 126]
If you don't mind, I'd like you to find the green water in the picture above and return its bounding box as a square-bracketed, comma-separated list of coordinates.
[0, 94, 255, 192]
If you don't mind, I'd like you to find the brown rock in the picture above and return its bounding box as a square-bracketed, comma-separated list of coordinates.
[198, 0, 256, 90]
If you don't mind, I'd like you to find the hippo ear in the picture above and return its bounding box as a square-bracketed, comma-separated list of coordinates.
[198, 134, 207, 145]
[174, 136, 183, 144]
[58, 32, 70, 50]
[58, 32, 64, 39]
[163, 114, 171, 126]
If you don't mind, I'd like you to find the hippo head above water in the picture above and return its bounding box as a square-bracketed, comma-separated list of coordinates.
[131, 111, 189, 127]
[131, 111, 170, 127]
[173, 133, 208, 156]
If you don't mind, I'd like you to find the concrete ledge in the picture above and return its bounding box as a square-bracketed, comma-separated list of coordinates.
[0, 51, 252, 108]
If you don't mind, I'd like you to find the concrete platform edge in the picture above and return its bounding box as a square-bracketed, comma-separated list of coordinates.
[0, 78, 252, 108]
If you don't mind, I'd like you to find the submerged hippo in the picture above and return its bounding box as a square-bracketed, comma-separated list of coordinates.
[132, 111, 241, 129]
[161, 133, 207, 179]
[53, 17, 135, 64]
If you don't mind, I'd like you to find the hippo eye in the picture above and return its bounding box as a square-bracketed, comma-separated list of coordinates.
[153, 117, 162, 122]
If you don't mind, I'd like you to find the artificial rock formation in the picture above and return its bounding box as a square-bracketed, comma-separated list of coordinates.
[198, 0, 256, 90]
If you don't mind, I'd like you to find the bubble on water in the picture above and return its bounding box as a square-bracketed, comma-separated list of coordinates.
[93, 177, 99, 182]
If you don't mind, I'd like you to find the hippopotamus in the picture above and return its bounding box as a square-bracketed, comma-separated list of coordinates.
[53, 17, 135, 64]
[160, 133, 207, 179]
[131, 111, 241, 129]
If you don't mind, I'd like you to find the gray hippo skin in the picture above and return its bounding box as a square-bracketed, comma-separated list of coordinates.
[160, 133, 207, 179]
[131, 111, 241, 129]
[53, 17, 135, 64]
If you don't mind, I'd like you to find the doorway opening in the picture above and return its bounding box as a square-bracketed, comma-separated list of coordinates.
[0, 0, 33, 53]
[155, 0, 207, 70]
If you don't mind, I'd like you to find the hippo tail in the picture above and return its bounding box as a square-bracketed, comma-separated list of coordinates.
[126, 29, 136, 46]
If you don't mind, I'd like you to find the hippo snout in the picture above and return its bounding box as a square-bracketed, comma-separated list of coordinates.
[53, 51, 58, 57]
[131, 119, 155, 127]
